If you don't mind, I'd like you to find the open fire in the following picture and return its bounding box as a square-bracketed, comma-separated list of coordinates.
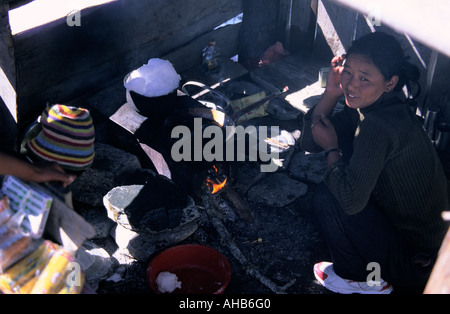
[205, 165, 228, 194]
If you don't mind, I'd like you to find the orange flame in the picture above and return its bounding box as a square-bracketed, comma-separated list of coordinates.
[206, 177, 227, 194]
[206, 164, 228, 194]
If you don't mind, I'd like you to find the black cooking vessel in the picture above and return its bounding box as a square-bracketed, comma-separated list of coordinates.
[129, 89, 179, 119]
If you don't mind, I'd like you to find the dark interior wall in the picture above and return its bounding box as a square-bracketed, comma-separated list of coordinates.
[12, 0, 243, 136]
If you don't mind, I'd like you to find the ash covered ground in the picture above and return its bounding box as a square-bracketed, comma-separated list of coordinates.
[86, 156, 331, 295]
[74, 78, 333, 295]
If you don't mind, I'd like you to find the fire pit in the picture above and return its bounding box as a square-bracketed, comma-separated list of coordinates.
[103, 172, 200, 261]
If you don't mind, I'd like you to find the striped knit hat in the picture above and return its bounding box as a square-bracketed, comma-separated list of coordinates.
[26, 104, 95, 172]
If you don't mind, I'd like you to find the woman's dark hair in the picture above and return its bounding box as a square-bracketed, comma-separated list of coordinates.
[347, 32, 421, 98]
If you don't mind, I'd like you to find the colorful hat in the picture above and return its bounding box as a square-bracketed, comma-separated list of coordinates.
[26, 104, 95, 172]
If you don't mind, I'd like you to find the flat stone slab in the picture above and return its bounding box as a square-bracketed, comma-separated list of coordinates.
[247, 173, 308, 207]
[289, 151, 327, 184]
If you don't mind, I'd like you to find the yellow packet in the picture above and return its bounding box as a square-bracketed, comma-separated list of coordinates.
[30, 248, 77, 294]
[0, 240, 55, 294]
[230, 91, 268, 123]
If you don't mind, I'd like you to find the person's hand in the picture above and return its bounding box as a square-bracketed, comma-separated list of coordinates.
[324, 55, 345, 98]
[32, 162, 76, 187]
[311, 114, 339, 151]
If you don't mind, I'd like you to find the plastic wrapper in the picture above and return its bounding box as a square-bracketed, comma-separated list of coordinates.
[30, 246, 84, 294]
[1, 176, 53, 238]
[0, 240, 54, 293]
[0, 240, 84, 294]
[0, 227, 31, 270]
[0, 196, 12, 224]
[0, 177, 84, 294]
[0, 202, 32, 270]
[230, 91, 269, 123]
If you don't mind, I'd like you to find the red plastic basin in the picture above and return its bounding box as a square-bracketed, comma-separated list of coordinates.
[147, 244, 231, 294]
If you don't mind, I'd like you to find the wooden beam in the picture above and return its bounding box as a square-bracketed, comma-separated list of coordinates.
[6, 0, 33, 10]
[331, 0, 450, 58]
[316, 0, 358, 56]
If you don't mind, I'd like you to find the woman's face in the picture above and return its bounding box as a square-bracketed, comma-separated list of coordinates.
[340, 54, 398, 109]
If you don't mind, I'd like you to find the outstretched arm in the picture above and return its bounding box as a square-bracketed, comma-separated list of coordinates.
[309, 55, 346, 164]
[0, 151, 75, 187]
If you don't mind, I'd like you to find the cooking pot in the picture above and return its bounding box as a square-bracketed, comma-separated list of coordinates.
[124, 72, 180, 118]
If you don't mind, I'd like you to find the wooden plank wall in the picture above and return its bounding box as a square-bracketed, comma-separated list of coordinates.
[7, 0, 450, 144]
[12, 0, 243, 135]
[276, 0, 316, 54]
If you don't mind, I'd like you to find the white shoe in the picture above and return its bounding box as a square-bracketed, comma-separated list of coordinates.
[314, 262, 393, 294]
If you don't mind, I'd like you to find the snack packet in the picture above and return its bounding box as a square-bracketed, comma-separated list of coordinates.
[0, 207, 32, 270]
[0, 240, 84, 294]
[1, 176, 53, 238]
[0, 196, 12, 224]
[0, 240, 55, 293]
[30, 247, 84, 294]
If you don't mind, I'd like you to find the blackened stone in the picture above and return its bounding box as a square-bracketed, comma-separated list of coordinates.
[104, 175, 187, 233]
[70, 142, 142, 207]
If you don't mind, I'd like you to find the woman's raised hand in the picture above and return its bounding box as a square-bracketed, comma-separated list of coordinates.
[325, 55, 345, 98]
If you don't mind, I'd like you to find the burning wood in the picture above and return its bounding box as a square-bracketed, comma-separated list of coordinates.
[205, 164, 254, 221]
[205, 164, 228, 194]
[220, 189, 254, 222]
[205, 177, 227, 194]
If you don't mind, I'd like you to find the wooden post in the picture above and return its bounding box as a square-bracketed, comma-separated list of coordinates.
[277, 0, 293, 50]
[278, 0, 317, 55]
[424, 222, 450, 294]
[0, 1, 18, 151]
[238, 0, 280, 64]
